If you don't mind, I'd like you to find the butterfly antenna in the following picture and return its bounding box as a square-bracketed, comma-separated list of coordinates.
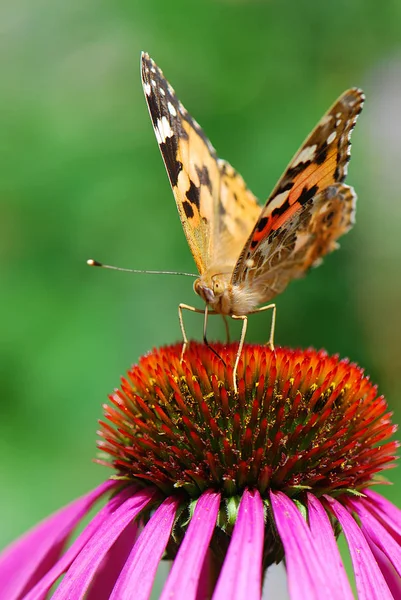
[87, 259, 198, 278]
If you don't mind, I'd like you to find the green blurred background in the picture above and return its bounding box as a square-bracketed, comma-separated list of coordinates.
[1, 0, 401, 568]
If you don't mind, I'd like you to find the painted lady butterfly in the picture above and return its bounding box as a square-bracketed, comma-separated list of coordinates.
[141, 52, 364, 390]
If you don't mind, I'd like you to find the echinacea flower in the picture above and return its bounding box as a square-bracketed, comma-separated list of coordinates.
[1, 342, 400, 599]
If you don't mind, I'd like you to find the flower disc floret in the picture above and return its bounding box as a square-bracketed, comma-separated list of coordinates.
[98, 342, 397, 499]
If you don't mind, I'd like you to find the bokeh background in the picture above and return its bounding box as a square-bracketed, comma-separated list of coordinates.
[1, 0, 401, 595]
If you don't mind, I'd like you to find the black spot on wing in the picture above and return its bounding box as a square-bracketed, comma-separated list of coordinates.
[186, 180, 200, 210]
[298, 184, 319, 205]
[275, 181, 294, 195]
[182, 200, 194, 219]
[256, 216, 268, 232]
[159, 136, 183, 187]
[285, 160, 312, 181]
[334, 164, 347, 182]
[195, 165, 213, 194]
[271, 198, 290, 218]
[315, 142, 328, 165]
[146, 89, 161, 127]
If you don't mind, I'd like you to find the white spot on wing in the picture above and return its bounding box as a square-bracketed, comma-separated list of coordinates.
[168, 102, 177, 116]
[320, 115, 333, 126]
[155, 116, 173, 144]
[144, 82, 151, 95]
[268, 189, 291, 213]
[293, 232, 310, 253]
[291, 144, 317, 167]
[159, 87, 166, 96]
[327, 131, 337, 144]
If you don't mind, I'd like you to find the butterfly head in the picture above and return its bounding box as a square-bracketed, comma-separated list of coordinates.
[193, 273, 231, 313]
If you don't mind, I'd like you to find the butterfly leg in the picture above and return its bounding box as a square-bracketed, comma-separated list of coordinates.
[250, 303, 276, 350]
[178, 303, 207, 361]
[231, 314, 248, 394]
[231, 304, 276, 393]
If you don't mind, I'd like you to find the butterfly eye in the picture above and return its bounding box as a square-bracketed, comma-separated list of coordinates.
[211, 272, 229, 295]
[212, 279, 221, 294]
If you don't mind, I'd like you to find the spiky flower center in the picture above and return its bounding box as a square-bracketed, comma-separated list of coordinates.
[98, 342, 397, 499]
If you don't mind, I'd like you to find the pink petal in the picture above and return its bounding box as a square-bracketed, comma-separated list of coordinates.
[213, 489, 264, 600]
[110, 495, 180, 600]
[86, 521, 139, 600]
[270, 491, 339, 600]
[367, 539, 401, 598]
[307, 494, 353, 599]
[325, 496, 393, 600]
[362, 490, 401, 541]
[161, 491, 221, 600]
[0, 480, 116, 600]
[196, 550, 215, 600]
[52, 487, 158, 600]
[349, 497, 401, 579]
[24, 485, 135, 600]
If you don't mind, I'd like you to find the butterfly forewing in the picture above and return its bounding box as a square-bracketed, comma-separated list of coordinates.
[142, 53, 217, 274]
[232, 88, 364, 294]
[141, 52, 261, 276]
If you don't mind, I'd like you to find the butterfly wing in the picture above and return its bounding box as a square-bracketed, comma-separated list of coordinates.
[233, 183, 356, 300]
[232, 88, 364, 300]
[213, 159, 261, 267]
[141, 53, 260, 275]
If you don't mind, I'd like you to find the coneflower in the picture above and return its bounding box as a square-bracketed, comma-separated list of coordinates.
[1, 342, 400, 599]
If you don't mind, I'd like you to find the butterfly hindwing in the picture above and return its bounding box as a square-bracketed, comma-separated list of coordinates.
[233, 88, 364, 295]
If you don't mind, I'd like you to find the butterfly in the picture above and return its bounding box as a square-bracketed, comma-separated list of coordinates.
[141, 52, 364, 391]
